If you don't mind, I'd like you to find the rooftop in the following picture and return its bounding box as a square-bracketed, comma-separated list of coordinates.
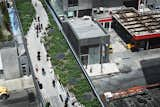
[92, 6, 125, 20]
[0, 47, 20, 80]
[113, 8, 160, 40]
[91, 29, 160, 106]
[68, 17, 106, 40]
[108, 84, 160, 107]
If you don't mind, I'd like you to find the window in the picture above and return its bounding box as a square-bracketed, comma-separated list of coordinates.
[68, 0, 78, 7]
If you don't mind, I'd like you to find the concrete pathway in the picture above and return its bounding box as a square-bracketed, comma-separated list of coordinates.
[25, 0, 67, 106]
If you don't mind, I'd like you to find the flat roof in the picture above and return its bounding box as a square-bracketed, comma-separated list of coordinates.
[1, 47, 20, 79]
[108, 85, 160, 107]
[68, 17, 106, 40]
[113, 8, 160, 40]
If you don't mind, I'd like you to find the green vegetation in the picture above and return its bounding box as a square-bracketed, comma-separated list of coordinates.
[41, 0, 101, 106]
[0, 1, 12, 42]
[15, 0, 35, 35]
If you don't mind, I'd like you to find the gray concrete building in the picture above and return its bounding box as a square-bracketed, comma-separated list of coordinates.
[63, 17, 109, 65]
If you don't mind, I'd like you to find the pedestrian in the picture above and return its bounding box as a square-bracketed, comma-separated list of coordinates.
[90, 67, 92, 73]
[42, 68, 46, 75]
[36, 67, 38, 72]
[36, 28, 39, 37]
[38, 81, 43, 89]
[36, 25, 38, 32]
[44, 32, 47, 36]
[34, 17, 36, 20]
[67, 92, 69, 97]
[38, 16, 40, 22]
[41, 24, 43, 29]
[38, 24, 41, 32]
[52, 80, 55, 87]
[71, 101, 76, 106]
[85, 63, 88, 69]
[64, 96, 69, 107]
[37, 32, 39, 38]
[64, 103, 67, 107]
[46, 54, 49, 61]
[35, 77, 38, 80]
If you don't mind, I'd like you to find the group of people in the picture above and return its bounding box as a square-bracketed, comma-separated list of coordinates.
[34, 16, 43, 38]
[33, 15, 57, 90]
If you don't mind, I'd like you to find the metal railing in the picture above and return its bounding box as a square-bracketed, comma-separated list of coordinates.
[44, 0, 105, 107]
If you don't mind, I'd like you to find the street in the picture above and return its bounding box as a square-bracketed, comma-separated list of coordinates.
[0, 89, 37, 107]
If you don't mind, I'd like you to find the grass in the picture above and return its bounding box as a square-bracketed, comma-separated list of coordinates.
[15, 0, 35, 35]
[41, 0, 101, 106]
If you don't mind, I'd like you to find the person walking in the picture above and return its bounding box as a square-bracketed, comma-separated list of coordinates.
[41, 24, 43, 29]
[46, 54, 49, 61]
[36, 30, 39, 38]
[42, 68, 46, 75]
[38, 16, 40, 22]
[52, 80, 55, 87]
[64, 96, 69, 107]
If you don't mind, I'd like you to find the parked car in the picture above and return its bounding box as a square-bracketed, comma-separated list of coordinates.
[0, 86, 9, 100]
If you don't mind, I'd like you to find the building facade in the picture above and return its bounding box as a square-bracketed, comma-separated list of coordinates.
[58, 0, 104, 17]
